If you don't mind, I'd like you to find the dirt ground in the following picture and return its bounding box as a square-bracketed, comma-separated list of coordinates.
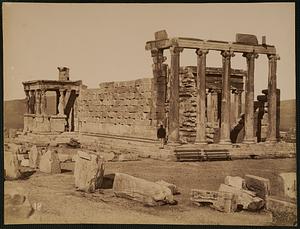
[4, 157, 296, 225]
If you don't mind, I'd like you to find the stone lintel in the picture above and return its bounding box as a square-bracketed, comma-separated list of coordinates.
[146, 37, 276, 54]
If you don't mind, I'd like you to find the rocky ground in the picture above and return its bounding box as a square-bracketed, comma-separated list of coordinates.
[4, 156, 296, 225]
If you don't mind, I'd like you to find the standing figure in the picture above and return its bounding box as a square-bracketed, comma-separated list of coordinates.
[157, 125, 166, 149]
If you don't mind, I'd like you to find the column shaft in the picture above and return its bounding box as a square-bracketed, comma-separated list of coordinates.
[267, 54, 279, 142]
[243, 52, 258, 143]
[35, 90, 41, 115]
[168, 46, 183, 143]
[220, 50, 234, 143]
[211, 90, 219, 128]
[195, 49, 208, 144]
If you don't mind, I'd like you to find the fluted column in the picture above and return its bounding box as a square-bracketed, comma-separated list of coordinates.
[40, 89, 47, 115]
[151, 48, 167, 126]
[35, 90, 41, 115]
[58, 89, 65, 116]
[168, 46, 183, 143]
[195, 49, 209, 144]
[233, 89, 243, 124]
[267, 54, 280, 143]
[220, 50, 235, 144]
[243, 52, 259, 143]
[211, 89, 219, 128]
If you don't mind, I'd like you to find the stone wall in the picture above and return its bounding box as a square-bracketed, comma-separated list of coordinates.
[77, 78, 158, 140]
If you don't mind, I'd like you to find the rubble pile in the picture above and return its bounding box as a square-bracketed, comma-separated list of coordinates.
[191, 175, 269, 213]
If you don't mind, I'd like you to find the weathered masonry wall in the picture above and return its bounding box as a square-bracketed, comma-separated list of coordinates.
[77, 78, 159, 140]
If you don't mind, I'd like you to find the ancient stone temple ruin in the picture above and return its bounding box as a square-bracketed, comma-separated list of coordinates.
[22, 31, 280, 147]
[22, 67, 82, 133]
[145, 30, 280, 144]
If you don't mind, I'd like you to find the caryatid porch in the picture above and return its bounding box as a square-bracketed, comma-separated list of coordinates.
[146, 30, 280, 144]
[22, 67, 82, 133]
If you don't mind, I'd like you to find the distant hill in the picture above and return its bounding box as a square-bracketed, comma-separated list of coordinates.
[3, 98, 296, 132]
[4, 96, 56, 130]
[280, 99, 296, 131]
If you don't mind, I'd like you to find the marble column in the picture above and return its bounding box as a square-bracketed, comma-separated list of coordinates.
[207, 90, 213, 124]
[40, 89, 47, 115]
[195, 49, 209, 144]
[211, 89, 219, 128]
[267, 54, 280, 143]
[35, 90, 41, 115]
[58, 89, 65, 116]
[220, 50, 235, 144]
[168, 46, 183, 143]
[243, 52, 258, 143]
[25, 90, 30, 114]
[151, 48, 167, 126]
[233, 89, 243, 124]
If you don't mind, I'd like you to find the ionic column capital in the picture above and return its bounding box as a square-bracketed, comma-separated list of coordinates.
[196, 48, 209, 56]
[267, 54, 280, 61]
[243, 51, 259, 60]
[221, 49, 235, 58]
[170, 46, 184, 55]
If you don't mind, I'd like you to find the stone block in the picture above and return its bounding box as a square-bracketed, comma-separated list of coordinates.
[235, 33, 258, 45]
[118, 153, 139, 162]
[218, 184, 264, 211]
[39, 149, 61, 174]
[266, 196, 297, 225]
[155, 30, 168, 40]
[29, 145, 41, 169]
[113, 173, 176, 206]
[155, 180, 180, 195]
[6, 143, 21, 154]
[4, 151, 21, 180]
[21, 159, 30, 167]
[191, 189, 237, 213]
[57, 153, 72, 162]
[74, 151, 105, 193]
[278, 172, 296, 199]
[224, 176, 246, 189]
[245, 175, 270, 200]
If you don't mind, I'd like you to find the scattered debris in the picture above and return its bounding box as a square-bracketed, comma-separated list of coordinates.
[29, 145, 41, 169]
[191, 189, 237, 213]
[155, 180, 180, 195]
[4, 150, 22, 180]
[277, 172, 296, 199]
[67, 138, 81, 148]
[74, 150, 105, 193]
[113, 173, 177, 206]
[224, 176, 246, 189]
[39, 149, 61, 174]
[219, 184, 264, 211]
[245, 174, 270, 200]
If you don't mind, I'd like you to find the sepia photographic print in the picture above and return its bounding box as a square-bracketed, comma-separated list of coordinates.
[2, 2, 297, 226]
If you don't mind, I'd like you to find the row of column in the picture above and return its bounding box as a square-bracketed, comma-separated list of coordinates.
[166, 46, 279, 144]
[24, 89, 67, 116]
[206, 88, 243, 129]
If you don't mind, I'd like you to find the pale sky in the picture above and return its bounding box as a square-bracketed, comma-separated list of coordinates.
[3, 2, 295, 101]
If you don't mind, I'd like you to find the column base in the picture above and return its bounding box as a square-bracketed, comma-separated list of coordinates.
[194, 141, 207, 145]
[219, 139, 231, 145]
[243, 138, 256, 144]
[265, 138, 277, 144]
